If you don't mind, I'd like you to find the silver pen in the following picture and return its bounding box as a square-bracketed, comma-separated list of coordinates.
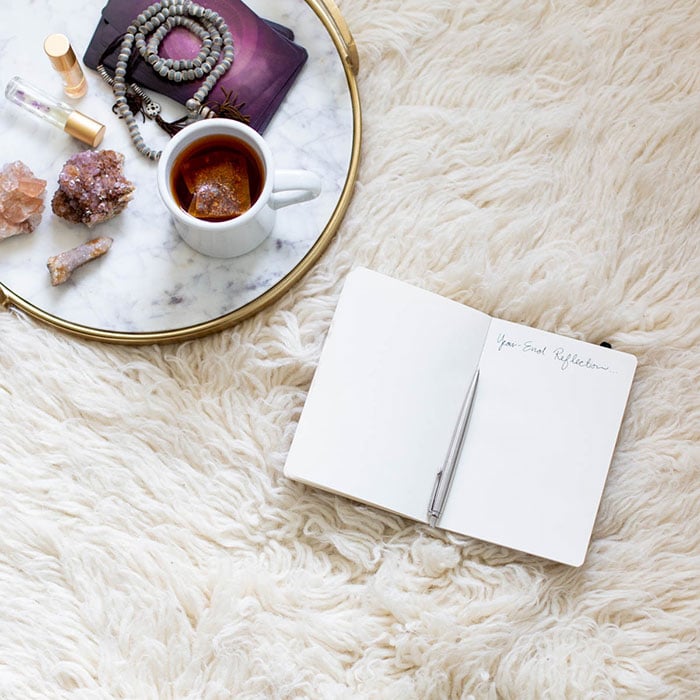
[427, 369, 480, 527]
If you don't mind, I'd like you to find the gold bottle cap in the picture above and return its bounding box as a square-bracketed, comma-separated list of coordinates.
[64, 111, 106, 147]
[44, 34, 77, 72]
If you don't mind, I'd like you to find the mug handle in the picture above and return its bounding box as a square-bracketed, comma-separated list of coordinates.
[269, 169, 322, 210]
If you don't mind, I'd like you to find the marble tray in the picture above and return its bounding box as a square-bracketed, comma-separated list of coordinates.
[0, 0, 360, 343]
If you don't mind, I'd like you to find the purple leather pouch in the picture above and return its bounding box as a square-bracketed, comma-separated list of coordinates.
[83, 0, 308, 133]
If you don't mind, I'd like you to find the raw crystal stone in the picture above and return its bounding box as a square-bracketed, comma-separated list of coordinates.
[47, 236, 113, 286]
[51, 150, 135, 228]
[0, 161, 47, 239]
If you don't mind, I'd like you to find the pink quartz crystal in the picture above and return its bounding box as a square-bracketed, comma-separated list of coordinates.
[51, 150, 135, 228]
[0, 161, 47, 239]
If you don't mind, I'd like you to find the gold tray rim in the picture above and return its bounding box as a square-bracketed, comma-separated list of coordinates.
[0, 0, 361, 345]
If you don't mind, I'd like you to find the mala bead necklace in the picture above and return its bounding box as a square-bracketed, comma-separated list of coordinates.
[96, 64, 164, 121]
[111, 0, 235, 161]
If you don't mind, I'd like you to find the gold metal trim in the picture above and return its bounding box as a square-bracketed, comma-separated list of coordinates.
[3, 0, 361, 345]
[308, 0, 359, 75]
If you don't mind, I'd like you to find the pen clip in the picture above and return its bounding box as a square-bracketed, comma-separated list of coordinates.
[428, 470, 443, 518]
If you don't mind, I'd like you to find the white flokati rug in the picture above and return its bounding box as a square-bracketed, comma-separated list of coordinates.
[2, 0, 699, 697]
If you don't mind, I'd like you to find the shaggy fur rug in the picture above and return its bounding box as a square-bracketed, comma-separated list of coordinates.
[2, 0, 699, 697]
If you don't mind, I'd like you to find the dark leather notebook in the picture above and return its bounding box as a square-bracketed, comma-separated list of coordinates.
[83, 0, 308, 133]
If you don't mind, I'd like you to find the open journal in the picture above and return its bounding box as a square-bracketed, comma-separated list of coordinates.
[284, 268, 637, 566]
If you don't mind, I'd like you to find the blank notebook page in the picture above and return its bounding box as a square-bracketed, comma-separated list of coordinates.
[284, 268, 492, 521]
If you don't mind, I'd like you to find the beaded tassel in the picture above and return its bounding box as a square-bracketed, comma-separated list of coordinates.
[111, 0, 235, 161]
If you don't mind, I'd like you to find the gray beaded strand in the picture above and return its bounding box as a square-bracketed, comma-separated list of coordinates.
[111, 0, 235, 160]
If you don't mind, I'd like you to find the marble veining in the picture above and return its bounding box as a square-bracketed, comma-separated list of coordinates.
[0, 0, 355, 335]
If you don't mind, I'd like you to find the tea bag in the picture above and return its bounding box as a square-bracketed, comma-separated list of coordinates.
[182, 153, 252, 220]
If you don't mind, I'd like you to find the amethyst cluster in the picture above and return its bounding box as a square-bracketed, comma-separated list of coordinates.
[51, 150, 135, 228]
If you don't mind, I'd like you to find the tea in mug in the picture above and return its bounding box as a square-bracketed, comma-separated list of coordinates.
[170, 134, 265, 222]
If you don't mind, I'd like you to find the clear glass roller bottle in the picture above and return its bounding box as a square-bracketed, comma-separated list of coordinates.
[5, 76, 105, 147]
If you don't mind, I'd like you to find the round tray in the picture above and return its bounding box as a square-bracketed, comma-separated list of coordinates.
[0, 0, 360, 344]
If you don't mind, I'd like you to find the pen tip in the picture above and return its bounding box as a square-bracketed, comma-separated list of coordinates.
[428, 515, 437, 528]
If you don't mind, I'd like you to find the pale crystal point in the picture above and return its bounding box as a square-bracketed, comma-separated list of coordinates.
[47, 236, 113, 286]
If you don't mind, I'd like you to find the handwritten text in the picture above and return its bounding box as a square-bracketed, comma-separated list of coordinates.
[552, 348, 609, 372]
[495, 334, 610, 372]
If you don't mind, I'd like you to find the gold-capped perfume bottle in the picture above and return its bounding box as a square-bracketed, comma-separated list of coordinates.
[44, 33, 87, 98]
[5, 76, 105, 147]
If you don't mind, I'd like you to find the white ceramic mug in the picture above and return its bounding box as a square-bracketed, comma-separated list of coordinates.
[157, 119, 321, 258]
